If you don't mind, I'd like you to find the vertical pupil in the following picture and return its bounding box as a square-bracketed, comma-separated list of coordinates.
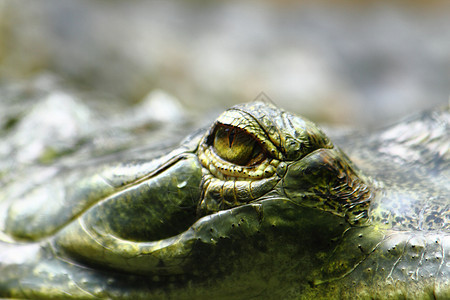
[228, 128, 236, 147]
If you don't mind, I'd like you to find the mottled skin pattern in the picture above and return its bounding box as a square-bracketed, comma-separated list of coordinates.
[0, 101, 448, 299]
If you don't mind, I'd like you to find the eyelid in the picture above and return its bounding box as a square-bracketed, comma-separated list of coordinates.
[198, 144, 279, 179]
[215, 110, 283, 160]
[198, 108, 284, 180]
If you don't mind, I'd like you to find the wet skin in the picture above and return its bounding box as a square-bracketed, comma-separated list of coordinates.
[0, 102, 448, 299]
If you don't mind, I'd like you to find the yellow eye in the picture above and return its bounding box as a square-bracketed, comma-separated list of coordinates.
[212, 125, 265, 166]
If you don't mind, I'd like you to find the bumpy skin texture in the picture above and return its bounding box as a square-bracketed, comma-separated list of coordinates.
[0, 102, 448, 299]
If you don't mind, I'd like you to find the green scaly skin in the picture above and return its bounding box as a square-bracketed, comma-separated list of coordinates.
[0, 102, 448, 299]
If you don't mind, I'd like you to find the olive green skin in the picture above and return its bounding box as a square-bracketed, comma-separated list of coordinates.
[0, 102, 448, 299]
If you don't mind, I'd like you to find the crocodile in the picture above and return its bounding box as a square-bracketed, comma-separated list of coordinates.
[0, 101, 448, 299]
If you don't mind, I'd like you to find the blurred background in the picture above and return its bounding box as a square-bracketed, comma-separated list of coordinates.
[1, 0, 449, 127]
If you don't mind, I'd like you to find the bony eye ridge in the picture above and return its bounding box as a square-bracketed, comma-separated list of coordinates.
[212, 124, 266, 166]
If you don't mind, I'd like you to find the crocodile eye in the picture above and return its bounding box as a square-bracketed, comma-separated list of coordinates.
[213, 125, 265, 166]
